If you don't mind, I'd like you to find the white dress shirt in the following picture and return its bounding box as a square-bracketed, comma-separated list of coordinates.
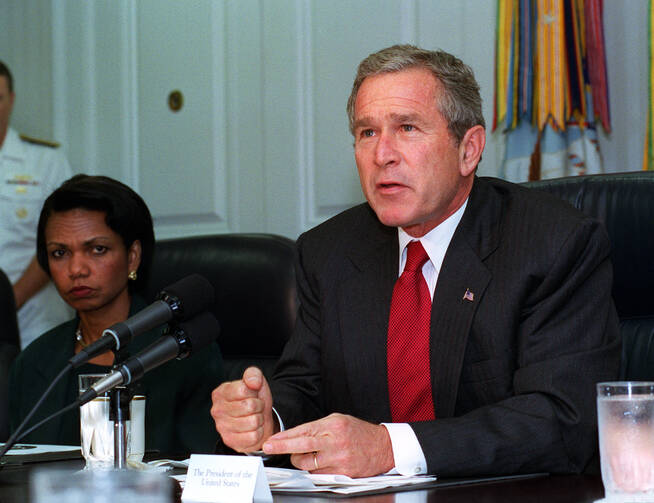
[382, 199, 468, 475]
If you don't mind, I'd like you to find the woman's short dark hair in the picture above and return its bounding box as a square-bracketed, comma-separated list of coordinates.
[36, 174, 155, 293]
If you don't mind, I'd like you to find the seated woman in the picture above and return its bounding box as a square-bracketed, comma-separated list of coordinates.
[9, 174, 225, 456]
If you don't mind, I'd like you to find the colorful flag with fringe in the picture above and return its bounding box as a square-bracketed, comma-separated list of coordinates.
[495, 0, 611, 181]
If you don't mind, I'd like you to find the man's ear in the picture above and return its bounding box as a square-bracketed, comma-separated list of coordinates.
[459, 125, 486, 176]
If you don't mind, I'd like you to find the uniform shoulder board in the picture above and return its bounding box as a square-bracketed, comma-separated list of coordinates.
[19, 133, 60, 149]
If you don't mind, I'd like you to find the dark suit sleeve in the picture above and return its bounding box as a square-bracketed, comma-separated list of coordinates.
[412, 217, 620, 476]
[269, 232, 325, 428]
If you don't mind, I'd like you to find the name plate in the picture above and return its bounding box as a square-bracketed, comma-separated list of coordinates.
[182, 454, 272, 503]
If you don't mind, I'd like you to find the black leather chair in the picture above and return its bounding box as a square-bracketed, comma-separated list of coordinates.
[144, 174, 653, 382]
[524, 172, 654, 379]
[144, 233, 297, 381]
[0, 268, 20, 441]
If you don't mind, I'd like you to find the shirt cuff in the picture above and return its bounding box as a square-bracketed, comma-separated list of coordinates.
[381, 423, 427, 475]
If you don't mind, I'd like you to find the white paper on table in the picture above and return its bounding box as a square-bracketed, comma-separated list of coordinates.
[0, 443, 82, 465]
[265, 467, 437, 495]
[148, 458, 191, 469]
[151, 460, 437, 495]
[0, 443, 80, 455]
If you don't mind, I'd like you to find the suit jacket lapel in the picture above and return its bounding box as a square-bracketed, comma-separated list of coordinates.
[339, 213, 397, 422]
[429, 239, 491, 417]
[334, 179, 503, 422]
[430, 177, 501, 418]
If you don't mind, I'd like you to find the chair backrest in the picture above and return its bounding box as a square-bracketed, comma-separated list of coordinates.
[143, 233, 297, 381]
[0, 268, 20, 441]
[524, 172, 654, 379]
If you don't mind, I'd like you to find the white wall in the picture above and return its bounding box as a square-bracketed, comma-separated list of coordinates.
[0, 0, 647, 240]
[0, 0, 54, 141]
[599, 0, 649, 174]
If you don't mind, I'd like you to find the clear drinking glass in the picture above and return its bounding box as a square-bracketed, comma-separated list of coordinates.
[129, 394, 146, 463]
[78, 374, 146, 470]
[597, 381, 654, 502]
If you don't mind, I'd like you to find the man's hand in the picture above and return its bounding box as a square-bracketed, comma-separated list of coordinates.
[210, 367, 277, 452]
[262, 413, 394, 477]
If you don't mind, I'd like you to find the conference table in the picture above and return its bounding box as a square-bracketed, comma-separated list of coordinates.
[0, 457, 606, 502]
[276, 473, 605, 502]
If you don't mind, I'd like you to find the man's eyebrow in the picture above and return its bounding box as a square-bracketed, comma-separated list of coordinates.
[388, 112, 422, 124]
[352, 117, 373, 131]
[353, 112, 424, 130]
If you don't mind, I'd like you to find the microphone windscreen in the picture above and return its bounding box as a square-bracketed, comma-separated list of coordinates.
[175, 311, 220, 351]
[159, 273, 215, 320]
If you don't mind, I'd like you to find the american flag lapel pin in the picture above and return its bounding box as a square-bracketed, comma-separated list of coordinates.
[463, 288, 474, 302]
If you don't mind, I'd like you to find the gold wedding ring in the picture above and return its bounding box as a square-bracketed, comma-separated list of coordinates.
[313, 451, 319, 470]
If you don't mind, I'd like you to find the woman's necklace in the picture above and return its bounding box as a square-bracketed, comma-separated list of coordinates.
[75, 326, 88, 348]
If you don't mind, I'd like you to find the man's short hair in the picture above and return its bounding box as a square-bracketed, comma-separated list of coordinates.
[346, 45, 485, 143]
[0, 61, 13, 93]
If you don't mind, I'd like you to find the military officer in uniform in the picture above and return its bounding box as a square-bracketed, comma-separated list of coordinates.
[0, 60, 72, 348]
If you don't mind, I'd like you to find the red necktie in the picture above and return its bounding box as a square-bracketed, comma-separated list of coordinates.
[387, 240, 435, 422]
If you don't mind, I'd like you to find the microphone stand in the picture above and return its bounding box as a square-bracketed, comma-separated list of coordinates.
[110, 347, 132, 469]
[109, 386, 132, 469]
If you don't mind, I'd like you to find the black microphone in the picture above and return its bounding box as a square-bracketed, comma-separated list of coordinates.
[78, 311, 220, 406]
[69, 273, 214, 368]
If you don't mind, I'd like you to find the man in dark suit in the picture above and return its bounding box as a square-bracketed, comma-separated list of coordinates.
[211, 45, 620, 477]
